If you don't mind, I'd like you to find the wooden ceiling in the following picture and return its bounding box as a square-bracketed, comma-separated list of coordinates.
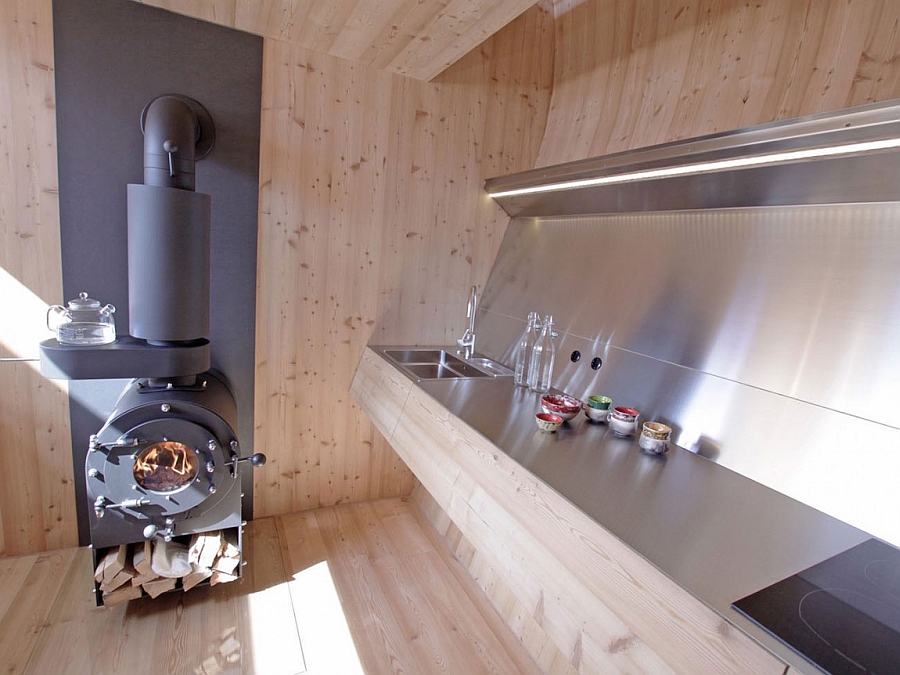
[135, 0, 542, 81]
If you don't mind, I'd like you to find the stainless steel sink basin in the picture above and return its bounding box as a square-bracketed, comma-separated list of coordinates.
[466, 357, 513, 377]
[379, 348, 513, 380]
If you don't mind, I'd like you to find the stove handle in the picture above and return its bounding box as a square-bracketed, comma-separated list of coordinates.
[94, 496, 151, 519]
[229, 452, 267, 477]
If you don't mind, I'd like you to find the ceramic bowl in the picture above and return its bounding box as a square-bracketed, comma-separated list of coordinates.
[639, 433, 669, 454]
[535, 412, 564, 432]
[587, 395, 612, 410]
[609, 406, 640, 436]
[610, 406, 639, 422]
[642, 422, 672, 441]
[583, 404, 609, 422]
[639, 421, 671, 454]
[540, 394, 582, 421]
[609, 416, 637, 437]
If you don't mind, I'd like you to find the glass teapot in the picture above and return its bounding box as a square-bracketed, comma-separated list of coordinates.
[46, 291, 116, 345]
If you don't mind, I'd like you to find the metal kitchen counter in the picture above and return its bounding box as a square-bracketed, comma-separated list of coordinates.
[406, 372, 871, 673]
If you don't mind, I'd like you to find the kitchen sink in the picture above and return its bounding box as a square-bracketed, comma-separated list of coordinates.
[465, 357, 513, 377]
[379, 348, 513, 380]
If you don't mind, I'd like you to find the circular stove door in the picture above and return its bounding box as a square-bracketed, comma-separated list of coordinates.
[87, 417, 233, 520]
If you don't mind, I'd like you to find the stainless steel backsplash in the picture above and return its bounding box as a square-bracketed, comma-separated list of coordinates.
[477, 204, 900, 547]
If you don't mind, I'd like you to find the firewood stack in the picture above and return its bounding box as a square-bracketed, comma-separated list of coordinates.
[93, 529, 241, 605]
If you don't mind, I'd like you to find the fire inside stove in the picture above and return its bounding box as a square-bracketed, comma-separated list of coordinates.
[133, 441, 199, 492]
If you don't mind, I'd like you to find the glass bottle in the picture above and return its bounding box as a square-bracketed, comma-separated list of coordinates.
[514, 311, 538, 387]
[528, 314, 555, 393]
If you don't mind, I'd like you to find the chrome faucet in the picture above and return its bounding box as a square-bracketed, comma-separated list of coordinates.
[456, 285, 478, 357]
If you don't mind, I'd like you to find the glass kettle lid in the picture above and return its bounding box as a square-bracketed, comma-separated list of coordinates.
[66, 291, 102, 310]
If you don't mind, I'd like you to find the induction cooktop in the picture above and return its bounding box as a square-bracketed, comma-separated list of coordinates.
[733, 538, 900, 674]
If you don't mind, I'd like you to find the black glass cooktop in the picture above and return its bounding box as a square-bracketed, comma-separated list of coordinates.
[733, 538, 900, 674]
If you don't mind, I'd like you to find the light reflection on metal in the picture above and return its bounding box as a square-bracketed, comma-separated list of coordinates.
[488, 138, 900, 198]
[485, 98, 900, 216]
[474, 203, 900, 548]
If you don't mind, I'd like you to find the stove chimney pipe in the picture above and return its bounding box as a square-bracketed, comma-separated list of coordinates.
[127, 95, 215, 346]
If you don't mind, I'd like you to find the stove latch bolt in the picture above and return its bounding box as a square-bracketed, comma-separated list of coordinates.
[94, 495, 151, 519]
[143, 519, 176, 542]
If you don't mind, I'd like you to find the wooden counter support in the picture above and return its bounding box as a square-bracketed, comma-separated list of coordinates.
[351, 347, 787, 674]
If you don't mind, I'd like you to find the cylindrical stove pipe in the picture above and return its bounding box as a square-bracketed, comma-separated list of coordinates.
[128, 95, 214, 347]
[127, 184, 210, 343]
[141, 96, 200, 190]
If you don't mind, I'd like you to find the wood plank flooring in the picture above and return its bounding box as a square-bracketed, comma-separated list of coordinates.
[0, 498, 539, 674]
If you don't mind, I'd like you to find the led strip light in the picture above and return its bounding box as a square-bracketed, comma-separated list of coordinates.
[488, 138, 900, 199]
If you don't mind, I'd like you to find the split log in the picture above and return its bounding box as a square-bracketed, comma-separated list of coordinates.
[212, 554, 240, 576]
[182, 565, 213, 592]
[99, 545, 135, 592]
[95, 545, 128, 584]
[131, 569, 160, 588]
[93, 550, 118, 583]
[190, 531, 224, 569]
[210, 570, 239, 586]
[133, 540, 153, 575]
[102, 584, 142, 606]
[93, 529, 241, 601]
[100, 569, 132, 593]
[142, 577, 177, 599]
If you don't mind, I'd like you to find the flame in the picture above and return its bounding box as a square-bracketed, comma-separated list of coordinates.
[134, 441, 198, 491]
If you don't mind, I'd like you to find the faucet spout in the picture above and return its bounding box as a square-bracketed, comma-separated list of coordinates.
[456, 285, 478, 357]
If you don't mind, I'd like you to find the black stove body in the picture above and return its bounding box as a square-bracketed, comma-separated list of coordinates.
[86, 373, 245, 550]
[40, 93, 265, 602]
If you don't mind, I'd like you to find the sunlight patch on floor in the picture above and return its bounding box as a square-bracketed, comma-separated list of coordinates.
[244, 572, 307, 674]
[286, 561, 365, 675]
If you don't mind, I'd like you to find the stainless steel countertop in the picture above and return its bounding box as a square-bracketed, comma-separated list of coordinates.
[403, 371, 872, 673]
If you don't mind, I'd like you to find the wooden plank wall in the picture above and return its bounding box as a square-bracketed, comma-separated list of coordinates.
[538, 0, 900, 166]
[3, 0, 900, 557]
[0, 0, 553, 554]
[133, 0, 540, 81]
[252, 7, 553, 517]
[0, 0, 77, 556]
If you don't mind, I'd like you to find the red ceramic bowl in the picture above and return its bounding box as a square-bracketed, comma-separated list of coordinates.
[611, 406, 639, 421]
[535, 412, 564, 432]
[540, 394, 582, 420]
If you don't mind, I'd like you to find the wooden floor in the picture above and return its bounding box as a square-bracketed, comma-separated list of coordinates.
[0, 498, 540, 674]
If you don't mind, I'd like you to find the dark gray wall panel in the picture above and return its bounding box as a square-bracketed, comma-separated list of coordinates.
[52, 0, 262, 543]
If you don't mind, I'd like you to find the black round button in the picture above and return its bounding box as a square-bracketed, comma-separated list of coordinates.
[590, 357, 603, 370]
[570, 350, 581, 362]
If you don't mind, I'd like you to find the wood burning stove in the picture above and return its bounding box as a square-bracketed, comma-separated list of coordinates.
[40, 94, 265, 604]
[86, 373, 258, 550]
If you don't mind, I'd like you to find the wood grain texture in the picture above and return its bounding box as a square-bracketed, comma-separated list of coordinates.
[1, 502, 537, 674]
[6, 0, 900, 559]
[537, 0, 900, 167]
[0, 0, 77, 557]
[371, 368, 787, 673]
[132, 0, 541, 81]
[19, 519, 304, 674]
[349, 347, 414, 443]
[279, 498, 542, 675]
[413, 481, 580, 675]
[253, 8, 552, 519]
[0, 0, 551, 555]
